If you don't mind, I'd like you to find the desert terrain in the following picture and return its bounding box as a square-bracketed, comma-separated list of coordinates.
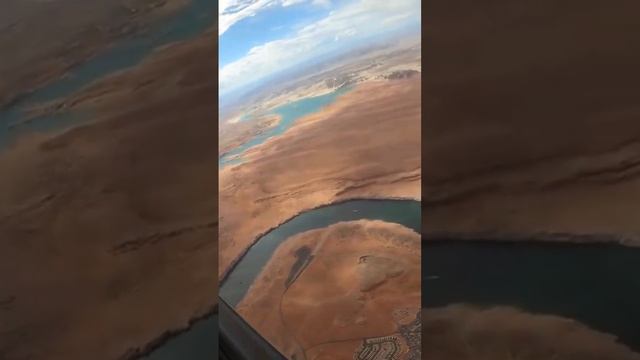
[422, 305, 640, 360]
[219, 74, 421, 279]
[237, 220, 420, 360]
[0, 0, 189, 109]
[423, 0, 640, 243]
[0, 30, 217, 360]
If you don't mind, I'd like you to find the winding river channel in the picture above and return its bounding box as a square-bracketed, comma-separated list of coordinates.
[146, 199, 420, 359]
[220, 199, 422, 306]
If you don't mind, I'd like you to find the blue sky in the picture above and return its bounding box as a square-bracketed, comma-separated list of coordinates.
[219, 4, 333, 67]
[219, 0, 420, 96]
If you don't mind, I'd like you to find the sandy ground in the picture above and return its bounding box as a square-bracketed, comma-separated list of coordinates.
[423, 305, 640, 360]
[423, 0, 640, 242]
[0, 0, 190, 109]
[219, 76, 421, 279]
[237, 220, 421, 360]
[0, 32, 217, 360]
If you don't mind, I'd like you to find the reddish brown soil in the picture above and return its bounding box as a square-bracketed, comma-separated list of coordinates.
[424, 0, 640, 240]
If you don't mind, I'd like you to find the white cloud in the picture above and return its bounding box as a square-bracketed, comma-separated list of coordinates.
[219, 0, 420, 95]
[311, 0, 332, 8]
[281, 0, 306, 6]
[219, 0, 276, 36]
[219, 0, 327, 36]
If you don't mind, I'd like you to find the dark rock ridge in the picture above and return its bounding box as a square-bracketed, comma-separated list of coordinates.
[111, 220, 218, 255]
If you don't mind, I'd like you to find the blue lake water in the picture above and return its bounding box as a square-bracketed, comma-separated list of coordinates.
[219, 86, 352, 167]
[0, 0, 216, 149]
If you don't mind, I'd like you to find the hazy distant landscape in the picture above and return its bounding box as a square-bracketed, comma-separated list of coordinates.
[219, 32, 420, 123]
[219, 35, 420, 166]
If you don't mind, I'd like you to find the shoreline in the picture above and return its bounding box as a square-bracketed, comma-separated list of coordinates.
[224, 85, 358, 167]
[422, 305, 640, 358]
[219, 85, 354, 166]
[0, 0, 194, 113]
[1, 32, 216, 155]
[2, 2, 212, 141]
[219, 114, 282, 160]
[220, 196, 420, 284]
[121, 304, 219, 360]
